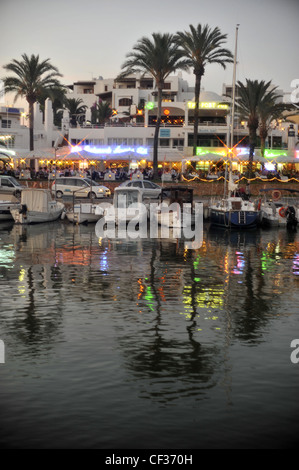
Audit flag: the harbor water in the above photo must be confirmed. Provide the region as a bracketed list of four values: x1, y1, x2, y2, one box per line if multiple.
[0, 221, 299, 449]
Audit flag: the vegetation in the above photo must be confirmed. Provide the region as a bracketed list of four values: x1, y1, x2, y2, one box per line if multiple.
[2, 53, 62, 150]
[63, 98, 87, 127]
[235, 79, 282, 170]
[118, 33, 189, 178]
[91, 100, 113, 125]
[175, 24, 233, 155]
[258, 100, 296, 157]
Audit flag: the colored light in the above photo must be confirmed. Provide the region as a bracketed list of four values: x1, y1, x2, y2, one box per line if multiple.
[145, 102, 155, 110]
[264, 149, 288, 158]
[188, 101, 229, 110]
[163, 109, 170, 116]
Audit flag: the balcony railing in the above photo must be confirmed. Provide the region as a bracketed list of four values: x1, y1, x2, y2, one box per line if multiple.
[77, 121, 228, 129]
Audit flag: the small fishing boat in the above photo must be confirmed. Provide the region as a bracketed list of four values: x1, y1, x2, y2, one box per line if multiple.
[154, 186, 195, 228]
[10, 189, 65, 225]
[66, 203, 103, 224]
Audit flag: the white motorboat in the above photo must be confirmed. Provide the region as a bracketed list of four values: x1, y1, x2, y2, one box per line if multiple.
[66, 203, 103, 224]
[97, 187, 148, 226]
[260, 201, 286, 227]
[259, 189, 299, 228]
[10, 189, 65, 224]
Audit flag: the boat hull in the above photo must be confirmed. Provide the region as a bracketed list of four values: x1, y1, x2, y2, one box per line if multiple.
[11, 207, 64, 225]
[0, 210, 13, 221]
[210, 209, 259, 228]
[66, 212, 102, 224]
[0, 202, 20, 221]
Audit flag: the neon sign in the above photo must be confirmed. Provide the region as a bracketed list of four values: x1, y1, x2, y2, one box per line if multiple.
[188, 102, 229, 110]
[70, 145, 149, 156]
[264, 150, 288, 158]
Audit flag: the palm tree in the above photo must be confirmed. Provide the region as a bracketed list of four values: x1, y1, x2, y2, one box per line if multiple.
[235, 79, 281, 169]
[175, 24, 233, 156]
[258, 100, 296, 157]
[38, 85, 67, 127]
[2, 54, 62, 150]
[91, 100, 113, 125]
[118, 33, 189, 178]
[63, 98, 87, 127]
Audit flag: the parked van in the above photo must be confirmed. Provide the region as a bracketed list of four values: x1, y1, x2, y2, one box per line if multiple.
[0, 175, 24, 197]
[52, 177, 111, 199]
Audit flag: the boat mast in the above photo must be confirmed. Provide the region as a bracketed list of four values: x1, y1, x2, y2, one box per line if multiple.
[230, 24, 239, 150]
[226, 24, 239, 197]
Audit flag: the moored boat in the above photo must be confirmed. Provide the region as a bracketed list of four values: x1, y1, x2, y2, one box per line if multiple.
[10, 189, 65, 225]
[66, 203, 103, 224]
[97, 187, 148, 226]
[259, 188, 299, 228]
[154, 186, 195, 228]
[209, 196, 260, 229]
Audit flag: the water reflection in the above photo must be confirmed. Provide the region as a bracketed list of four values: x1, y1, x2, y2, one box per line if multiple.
[0, 221, 299, 421]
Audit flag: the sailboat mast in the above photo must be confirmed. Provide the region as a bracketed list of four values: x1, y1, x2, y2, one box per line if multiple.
[230, 24, 239, 150]
[225, 24, 239, 198]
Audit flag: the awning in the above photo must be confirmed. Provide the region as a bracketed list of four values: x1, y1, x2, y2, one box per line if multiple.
[0, 153, 12, 164]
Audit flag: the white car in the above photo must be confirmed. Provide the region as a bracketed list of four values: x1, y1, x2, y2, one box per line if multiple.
[0, 175, 24, 197]
[119, 180, 161, 198]
[52, 177, 111, 199]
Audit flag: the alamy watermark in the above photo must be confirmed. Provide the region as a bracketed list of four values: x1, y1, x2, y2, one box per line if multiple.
[0, 340, 4, 364]
[0, 79, 4, 99]
[290, 79, 299, 109]
[95, 197, 203, 250]
[291, 339, 299, 364]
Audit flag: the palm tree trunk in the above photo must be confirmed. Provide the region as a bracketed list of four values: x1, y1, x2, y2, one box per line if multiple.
[248, 127, 257, 174]
[259, 124, 268, 158]
[193, 72, 202, 156]
[153, 86, 162, 179]
[28, 100, 34, 151]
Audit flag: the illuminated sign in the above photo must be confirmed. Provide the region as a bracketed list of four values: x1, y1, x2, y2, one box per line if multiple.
[188, 102, 229, 110]
[70, 145, 149, 157]
[265, 162, 276, 171]
[264, 149, 288, 158]
[195, 147, 250, 159]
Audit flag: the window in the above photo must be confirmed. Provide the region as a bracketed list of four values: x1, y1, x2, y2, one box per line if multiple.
[1, 179, 13, 187]
[173, 139, 184, 148]
[2, 120, 11, 129]
[119, 98, 132, 107]
[132, 182, 143, 188]
[163, 82, 171, 90]
[143, 182, 154, 188]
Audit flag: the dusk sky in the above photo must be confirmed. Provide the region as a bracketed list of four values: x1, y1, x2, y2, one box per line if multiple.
[1, 0, 299, 107]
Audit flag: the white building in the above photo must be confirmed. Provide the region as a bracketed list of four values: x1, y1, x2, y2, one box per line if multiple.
[1, 73, 298, 172]
[0, 99, 65, 168]
[63, 73, 297, 169]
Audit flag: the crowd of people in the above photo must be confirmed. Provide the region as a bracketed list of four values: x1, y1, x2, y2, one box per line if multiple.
[2, 162, 299, 182]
